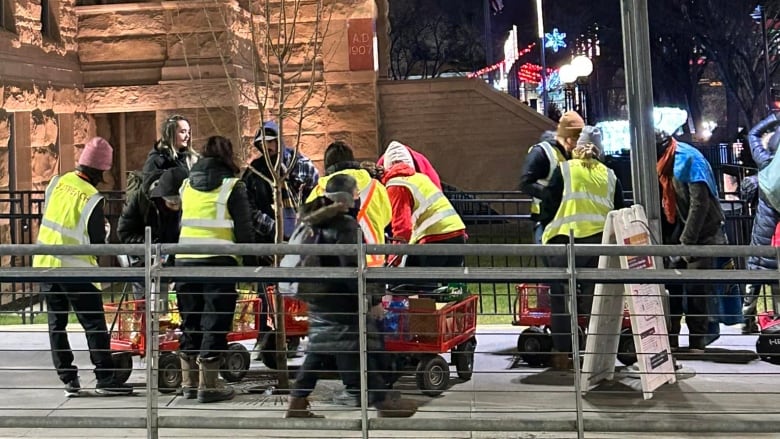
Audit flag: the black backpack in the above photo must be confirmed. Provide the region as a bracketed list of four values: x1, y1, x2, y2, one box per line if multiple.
[125, 169, 162, 219]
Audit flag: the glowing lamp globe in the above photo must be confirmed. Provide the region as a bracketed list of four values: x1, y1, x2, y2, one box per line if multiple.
[559, 64, 577, 84]
[571, 55, 593, 77]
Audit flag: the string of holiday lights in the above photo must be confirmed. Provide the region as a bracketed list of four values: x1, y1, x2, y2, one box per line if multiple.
[518, 62, 557, 83]
[467, 42, 536, 78]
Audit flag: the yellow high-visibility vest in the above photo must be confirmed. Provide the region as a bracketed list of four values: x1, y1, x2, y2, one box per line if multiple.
[307, 169, 391, 266]
[178, 177, 240, 262]
[529, 142, 566, 215]
[33, 172, 104, 268]
[385, 173, 465, 244]
[542, 159, 616, 244]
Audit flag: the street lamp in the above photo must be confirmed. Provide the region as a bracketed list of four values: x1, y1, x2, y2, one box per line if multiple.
[559, 55, 593, 121]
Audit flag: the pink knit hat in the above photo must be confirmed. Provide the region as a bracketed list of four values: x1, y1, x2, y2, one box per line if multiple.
[79, 137, 113, 171]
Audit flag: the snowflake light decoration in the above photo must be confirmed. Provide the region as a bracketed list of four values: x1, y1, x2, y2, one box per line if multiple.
[545, 28, 567, 53]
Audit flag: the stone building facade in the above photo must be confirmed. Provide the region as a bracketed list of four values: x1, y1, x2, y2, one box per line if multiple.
[1, 0, 388, 195]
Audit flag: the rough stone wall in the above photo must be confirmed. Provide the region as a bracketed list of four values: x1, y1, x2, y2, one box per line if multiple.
[4, 0, 79, 55]
[378, 78, 556, 192]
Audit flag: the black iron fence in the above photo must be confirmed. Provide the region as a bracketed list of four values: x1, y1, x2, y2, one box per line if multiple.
[0, 189, 757, 320]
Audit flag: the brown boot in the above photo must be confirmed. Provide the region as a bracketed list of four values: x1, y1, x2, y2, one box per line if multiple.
[550, 352, 573, 371]
[374, 396, 418, 418]
[179, 353, 198, 399]
[196, 356, 235, 403]
[285, 396, 324, 418]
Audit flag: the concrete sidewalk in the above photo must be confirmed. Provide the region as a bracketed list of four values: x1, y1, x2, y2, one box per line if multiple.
[0, 324, 778, 438]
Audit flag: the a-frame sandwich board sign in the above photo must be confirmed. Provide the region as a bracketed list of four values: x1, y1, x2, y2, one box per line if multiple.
[580, 204, 676, 400]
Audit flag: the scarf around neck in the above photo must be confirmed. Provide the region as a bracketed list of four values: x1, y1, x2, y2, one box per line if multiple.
[656, 138, 678, 224]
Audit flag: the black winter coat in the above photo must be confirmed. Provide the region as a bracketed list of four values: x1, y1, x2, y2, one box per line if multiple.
[142, 142, 196, 175]
[519, 134, 569, 224]
[748, 114, 780, 271]
[177, 157, 256, 267]
[295, 200, 382, 353]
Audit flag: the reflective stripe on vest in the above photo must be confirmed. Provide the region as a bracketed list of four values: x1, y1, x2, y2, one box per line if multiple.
[33, 172, 104, 269]
[178, 177, 239, 260]
[542, 160, 616, 244]
[357, 179, 385, 267]
[385, 173, 465, 244]
[309, 169, 391, 267]
[529, 142, 565, 215]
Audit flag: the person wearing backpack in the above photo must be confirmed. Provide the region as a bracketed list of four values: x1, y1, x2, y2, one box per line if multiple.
[744, 113, 780, 332]
[175, 136, 255, 403]
[285, 174, 418, 419]
[143, 114, 198, 174]
[117, 167, 188, 296]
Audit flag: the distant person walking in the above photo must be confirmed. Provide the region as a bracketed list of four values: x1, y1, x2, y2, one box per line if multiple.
[33, 137, 133, 397]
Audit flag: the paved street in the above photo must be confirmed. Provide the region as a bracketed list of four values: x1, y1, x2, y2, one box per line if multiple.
[0, 323, 777, 438]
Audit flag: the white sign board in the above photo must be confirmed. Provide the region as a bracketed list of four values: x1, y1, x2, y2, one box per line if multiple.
[503, 25, 518, 77]
[580, 205, 676, 399]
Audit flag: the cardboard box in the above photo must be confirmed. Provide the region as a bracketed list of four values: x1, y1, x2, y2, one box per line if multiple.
[408, 298, 453, 343]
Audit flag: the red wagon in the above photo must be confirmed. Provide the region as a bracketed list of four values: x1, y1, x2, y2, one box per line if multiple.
[512, 283, 636, 367]
[104, 296, 263, 391]
[383, 294, 478, 396]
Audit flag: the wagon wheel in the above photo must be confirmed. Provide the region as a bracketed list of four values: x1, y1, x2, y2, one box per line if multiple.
[517, 326, 552, 367]
[220, 343, 251, 382]
[617, 329, 637, 366]
[158, 352, 181, 393]
[415, 354, 450, 397]
[453, 337, 477, 381]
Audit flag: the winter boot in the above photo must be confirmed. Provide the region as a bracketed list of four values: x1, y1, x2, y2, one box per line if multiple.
[285, 396, 324, 418]
[742, 284, 759, 335]
[374, 395, 418, 418]
[179, 353, 199, 399]
[549, 352, 573, 371]
[196, 356, 235, 403]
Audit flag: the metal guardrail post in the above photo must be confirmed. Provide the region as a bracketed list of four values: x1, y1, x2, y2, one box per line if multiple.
[567, 234, 585, 439]
[144, 227, 159, 439]
[356, 229, 369, 439]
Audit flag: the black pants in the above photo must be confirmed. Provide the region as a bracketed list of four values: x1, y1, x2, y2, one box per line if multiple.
[176, 260, 238, 359]
[42, 283, 115, 385]
[668, 257, 714, 350]
[545, 233, 601, 353]
[291, 350, 387, 404]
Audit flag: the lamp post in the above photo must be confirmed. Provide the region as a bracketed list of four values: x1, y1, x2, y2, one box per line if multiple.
[752, 5, 772, 107]
[559, 55, 594, 122]
[536, 0, 548, 115]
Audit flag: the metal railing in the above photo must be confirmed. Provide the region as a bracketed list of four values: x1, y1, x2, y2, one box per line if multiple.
[0, 238, 779, 438]
[0, 189, 759, 322]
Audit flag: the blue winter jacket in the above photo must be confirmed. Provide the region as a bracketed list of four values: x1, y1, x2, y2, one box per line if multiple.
[748, 114, 780, 271]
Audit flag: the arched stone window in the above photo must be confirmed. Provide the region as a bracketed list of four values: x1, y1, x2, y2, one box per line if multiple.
[1, 0, 15, 33]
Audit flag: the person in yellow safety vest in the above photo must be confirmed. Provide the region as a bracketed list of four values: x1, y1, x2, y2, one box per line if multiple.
[306, 141, 392, 268]
[519, 111, 585, 244]
[174, 136, 255, 404]
[540, 126, 626, 370]
[381, 141, 467, 268]
[33, 137, 134, 397]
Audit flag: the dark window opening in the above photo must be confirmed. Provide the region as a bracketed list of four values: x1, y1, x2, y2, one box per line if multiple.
[41, 0, 60, 42]
[1, 0, 15, 33]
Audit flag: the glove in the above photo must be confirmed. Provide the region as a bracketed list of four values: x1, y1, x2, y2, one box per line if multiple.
[253, 211, 275, 236]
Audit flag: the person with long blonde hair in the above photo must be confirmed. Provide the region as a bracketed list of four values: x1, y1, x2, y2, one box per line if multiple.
[541, 125, 626, 370]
